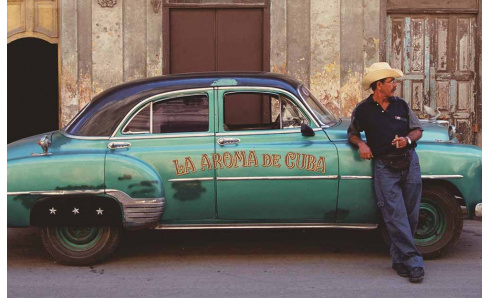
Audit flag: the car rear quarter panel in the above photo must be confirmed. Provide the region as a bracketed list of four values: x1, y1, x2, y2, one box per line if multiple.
[7, 132, 108, 227]
[7, 153, 106, 227]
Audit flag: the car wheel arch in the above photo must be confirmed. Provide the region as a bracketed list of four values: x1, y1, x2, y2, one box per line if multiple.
[30, 195, 124, 227]
[421, 179, 465, 208]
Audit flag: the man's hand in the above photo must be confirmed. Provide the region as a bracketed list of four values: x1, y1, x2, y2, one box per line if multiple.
[358, 142, 374, 160]
[391, 136, 407, 149]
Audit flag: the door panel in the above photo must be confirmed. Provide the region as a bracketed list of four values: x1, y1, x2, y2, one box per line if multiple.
[215, 88, 339, 221]
[107, 90, 217, 221]
[387, 14, 476, 144]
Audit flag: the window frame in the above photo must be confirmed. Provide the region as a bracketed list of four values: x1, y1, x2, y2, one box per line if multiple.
[217, 87, 317, 135]
[112, 88, 214, 139]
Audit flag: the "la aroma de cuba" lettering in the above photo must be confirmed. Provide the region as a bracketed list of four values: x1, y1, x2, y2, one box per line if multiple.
[173, 150, 326, 176]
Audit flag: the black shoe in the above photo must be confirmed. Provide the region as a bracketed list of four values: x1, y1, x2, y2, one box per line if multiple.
[392, 263, 409, 277]
[409, 267, 424, 283]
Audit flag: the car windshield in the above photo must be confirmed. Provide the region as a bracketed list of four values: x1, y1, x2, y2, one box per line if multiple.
[299, 85, 339, 126]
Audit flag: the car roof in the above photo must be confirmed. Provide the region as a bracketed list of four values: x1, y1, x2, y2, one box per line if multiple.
[64, 72, 303, 137]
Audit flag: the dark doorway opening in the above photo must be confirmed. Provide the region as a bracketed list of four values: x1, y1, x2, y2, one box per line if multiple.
[8, 38, 59, 144]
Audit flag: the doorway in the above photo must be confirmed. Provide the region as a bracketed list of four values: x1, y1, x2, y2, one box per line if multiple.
[165, 7, 269, 74]
[7, 38, 59, 144]
[387, 15, 477, 144]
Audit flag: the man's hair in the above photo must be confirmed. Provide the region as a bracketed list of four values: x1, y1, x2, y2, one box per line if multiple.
[370, 78, 387, 91]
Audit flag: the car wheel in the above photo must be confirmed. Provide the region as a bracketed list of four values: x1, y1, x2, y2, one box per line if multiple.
[414, 185, 463, 259]
[379, 184, 463, 260]
[40, 225, 122, 266]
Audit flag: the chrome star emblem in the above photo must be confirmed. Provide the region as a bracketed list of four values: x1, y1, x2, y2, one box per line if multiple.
[96, 208, 104, 216]
[72, 207, 80, 215]
[49, 207, 57, 215]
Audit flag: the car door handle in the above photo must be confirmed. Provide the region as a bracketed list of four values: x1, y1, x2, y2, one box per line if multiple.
[217, 138, 241, 146]
[108, 142, 132, 149]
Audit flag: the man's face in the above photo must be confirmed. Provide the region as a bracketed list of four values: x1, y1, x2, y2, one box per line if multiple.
[378, 77, 397, 97]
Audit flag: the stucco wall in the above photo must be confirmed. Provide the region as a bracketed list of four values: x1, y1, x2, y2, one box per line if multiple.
[59, 0, 163, 127]
[59, 0, 380, 126]
[271, 0, 380, 118]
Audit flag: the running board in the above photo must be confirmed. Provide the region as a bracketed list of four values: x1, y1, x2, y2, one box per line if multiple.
[154, 223, 378, 230]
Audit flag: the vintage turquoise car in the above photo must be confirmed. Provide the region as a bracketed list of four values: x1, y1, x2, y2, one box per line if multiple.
[7, 73, 482, 265]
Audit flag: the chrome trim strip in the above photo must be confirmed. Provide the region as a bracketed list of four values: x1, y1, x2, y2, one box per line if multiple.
[7, 189, 106, 196]
[120, 102, 151, 135]
[340, 175, 463, 180]
[150, 102, 154, 134]
[217, 129, 300, 136]
[217, 176, 338, 181]
[155, 223, 378, 230]
[168, 177, 214, 182]
[112, 133, 214, 140]
[341, 176, 373, 180]
[421, 175, 463, 179]
[111, 88, 214, 138]
[59, 130, 110, 140]
[218, 86, 320, 128]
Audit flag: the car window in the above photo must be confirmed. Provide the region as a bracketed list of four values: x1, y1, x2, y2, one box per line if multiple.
[123, 104, 151, 134]
[223, 92, 308, 131]
[123, 94, 209, 134]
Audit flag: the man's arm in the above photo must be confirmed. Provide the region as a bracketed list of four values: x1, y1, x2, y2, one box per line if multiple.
[347, 107, 373, 160]
[392, 101, 424, 148]
[407, 129, 422, 143]
[349, 134, 374, 160]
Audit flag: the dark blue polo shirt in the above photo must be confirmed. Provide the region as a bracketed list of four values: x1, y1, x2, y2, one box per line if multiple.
[347, 95, 423, 157]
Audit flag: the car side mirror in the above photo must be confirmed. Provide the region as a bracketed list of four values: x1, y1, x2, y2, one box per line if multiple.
[301, 123, 315, 137]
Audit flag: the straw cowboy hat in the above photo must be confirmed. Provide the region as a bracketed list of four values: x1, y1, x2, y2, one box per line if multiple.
[362, 62, 403, 91]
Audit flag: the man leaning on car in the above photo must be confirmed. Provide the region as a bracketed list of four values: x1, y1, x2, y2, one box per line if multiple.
[347, 62, 425, 283]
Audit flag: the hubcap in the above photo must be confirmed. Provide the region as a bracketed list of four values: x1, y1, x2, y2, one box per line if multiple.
[55, 227, 103, 251]
[415, 199, 446, 246]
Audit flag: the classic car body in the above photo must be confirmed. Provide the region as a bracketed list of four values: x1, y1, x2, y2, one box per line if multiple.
[7, 72, 482, 265]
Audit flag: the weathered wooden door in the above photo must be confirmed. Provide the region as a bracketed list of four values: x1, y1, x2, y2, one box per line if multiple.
[387, 15, 476, 144]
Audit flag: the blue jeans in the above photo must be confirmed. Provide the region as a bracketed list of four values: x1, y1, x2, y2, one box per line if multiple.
[374, 149, 424, 269]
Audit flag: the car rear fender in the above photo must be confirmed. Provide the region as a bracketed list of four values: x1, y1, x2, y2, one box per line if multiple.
[7, 153, 106, 227]
[104, 154, 165, 229]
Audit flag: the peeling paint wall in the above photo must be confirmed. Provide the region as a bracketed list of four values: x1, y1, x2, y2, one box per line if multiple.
[270, 0, 381, 118]
[60, 0, 380, 127]
[310, 0, 340, 117]
[59, 0, 163, 127]
[270, 0, 286, 74]
[59, 0, 78, 127]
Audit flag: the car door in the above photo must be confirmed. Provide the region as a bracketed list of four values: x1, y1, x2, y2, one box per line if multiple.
[215, 87, 339, 221]
[106, 88, 217, 221]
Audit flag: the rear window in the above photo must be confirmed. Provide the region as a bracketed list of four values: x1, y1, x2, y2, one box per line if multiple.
[123, 95, 209, 134]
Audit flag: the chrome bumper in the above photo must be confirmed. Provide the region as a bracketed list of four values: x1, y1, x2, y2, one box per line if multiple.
[106, 190, 165, 229]
[475, 203, 482, 218]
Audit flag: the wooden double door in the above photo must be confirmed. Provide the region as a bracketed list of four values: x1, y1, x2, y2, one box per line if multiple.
[167, 8, 268, 74]
[387, 14, 477, 144]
